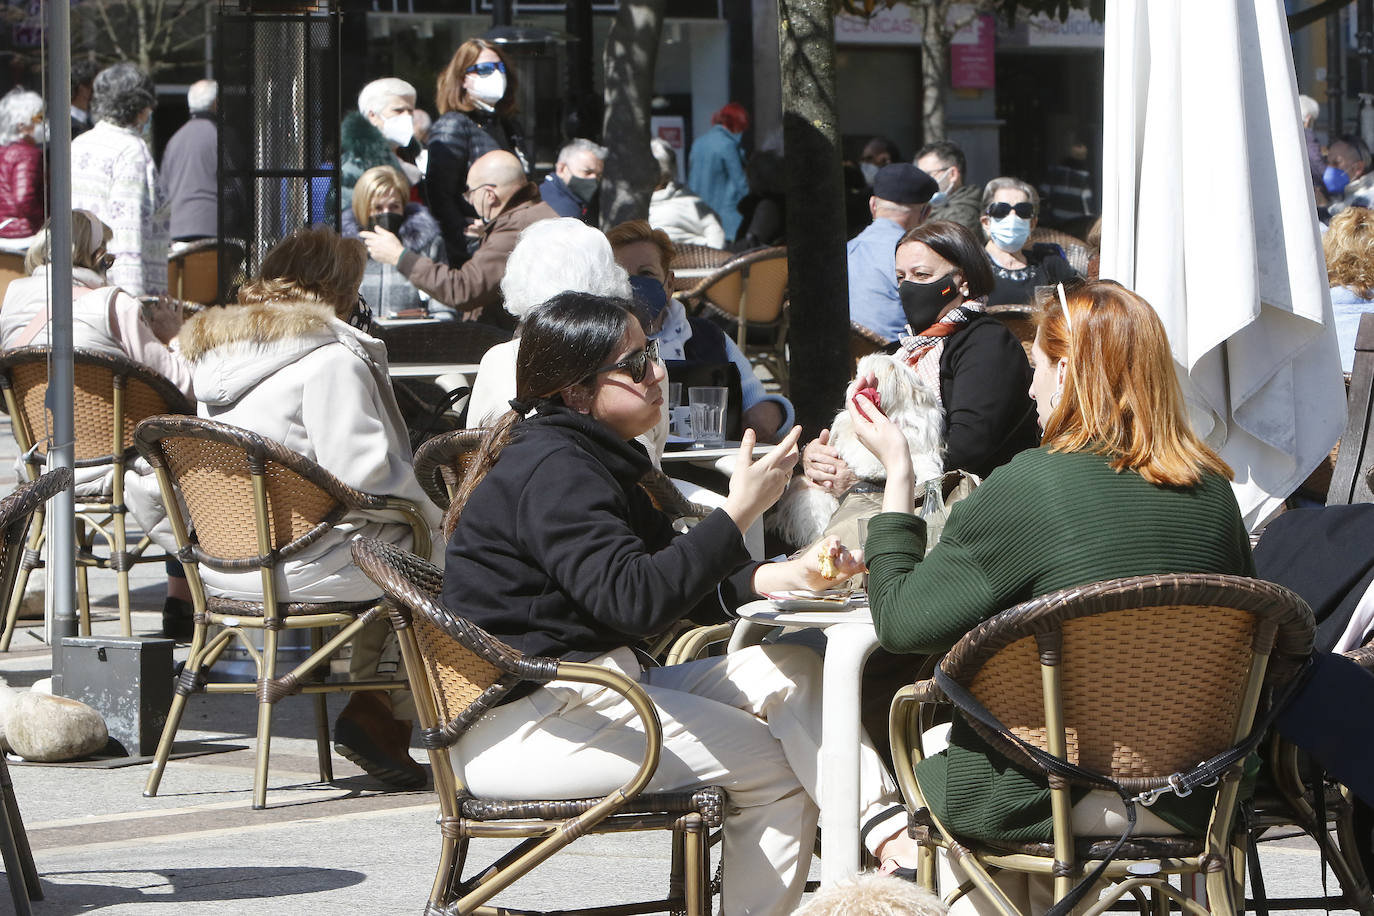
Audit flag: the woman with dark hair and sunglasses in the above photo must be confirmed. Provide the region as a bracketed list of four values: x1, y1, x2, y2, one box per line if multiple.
[805, 219, 1039, 493]
[177, 225, 442, 789]
[979, 176, 1077, 306]
[427, 39, 527, 265]
[442, 292, 922, 915]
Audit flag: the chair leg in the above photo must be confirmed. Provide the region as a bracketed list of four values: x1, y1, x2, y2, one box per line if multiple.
[682, 813, 708, 916]
[73, 519, 92, 636]
[430, 828, 464, 913]
[110, 507, 132, 638]
[252, 625, 282, 810]
[144, 623, 230, 798]
[0, 755, 39, 915]
[0, 509, 43, 653]
[310, 627, 333, 784]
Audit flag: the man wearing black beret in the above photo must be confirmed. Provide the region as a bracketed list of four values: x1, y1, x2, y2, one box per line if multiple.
[847, 163, 938, 343]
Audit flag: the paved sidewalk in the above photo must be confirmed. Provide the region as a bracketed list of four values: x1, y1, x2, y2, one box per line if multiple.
[0, 416, 1356, 914]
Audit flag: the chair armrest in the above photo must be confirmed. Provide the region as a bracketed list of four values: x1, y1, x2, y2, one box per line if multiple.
[664, 622, 734, 666]
[1344, 642, 1374, 671]
[553, 659, 664, 806]
[376, 495, 434, 560]
[888, 679, 947, 813]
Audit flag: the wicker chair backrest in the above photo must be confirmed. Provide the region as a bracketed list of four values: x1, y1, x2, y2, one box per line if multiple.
[700, 247, 788, 326]
[134, 416, 382, 567]
[351, 536, 530, 747]
[0, 347, 193, 466]
[412, 428, 487, 511]
[942, 574, 1314, 785]
[0, 466, 69, 605]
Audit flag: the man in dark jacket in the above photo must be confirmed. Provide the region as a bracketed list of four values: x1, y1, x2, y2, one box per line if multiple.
[540, 138, 604, 224]
[160, 80, 220, 242]
[916, 140, 982, 236]
[361, 149, 555, 327]
[71, 60, 98, 138]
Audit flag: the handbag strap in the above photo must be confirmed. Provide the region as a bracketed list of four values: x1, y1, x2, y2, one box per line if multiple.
[932, 655, 1311, 916]
[13, 284, 113, 349]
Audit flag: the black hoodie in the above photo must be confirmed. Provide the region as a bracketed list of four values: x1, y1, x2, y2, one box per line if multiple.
[442, 406, 757, 666]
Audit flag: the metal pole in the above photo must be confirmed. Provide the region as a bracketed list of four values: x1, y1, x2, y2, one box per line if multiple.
[1360, 0, 1374, 150]
[45, 0, 78, 660]
[1330, 7, 1346, 139]
[492, 0, 512, 28]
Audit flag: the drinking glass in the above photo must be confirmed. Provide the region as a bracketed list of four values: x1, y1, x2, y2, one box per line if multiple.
[688, 386, 728, 448]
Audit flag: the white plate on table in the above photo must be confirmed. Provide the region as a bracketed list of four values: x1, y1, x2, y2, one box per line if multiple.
[762, 589, 864, 611]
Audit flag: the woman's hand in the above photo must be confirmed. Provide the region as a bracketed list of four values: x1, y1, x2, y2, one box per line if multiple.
[802, 429, 858, 494]
[360, 227, 404, 266]
[724, 426, 801, 535]
[142, 295, 184, 344]
[846, 376, 918, 515]
[753, 535, 865, 595]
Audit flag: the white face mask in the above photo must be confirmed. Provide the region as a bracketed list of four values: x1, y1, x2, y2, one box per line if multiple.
[29, 121, 46, 144]
[468, 71, 507, 106]
[380, 112, 414, 148]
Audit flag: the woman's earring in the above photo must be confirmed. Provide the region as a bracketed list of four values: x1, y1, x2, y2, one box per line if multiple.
[1049, 389, 1062, 410]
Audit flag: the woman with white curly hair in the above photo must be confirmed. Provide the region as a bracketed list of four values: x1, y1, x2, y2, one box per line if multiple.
[71, 62, 169, 296]
[0, 88, 45, 239]
[464, 217, 632, 429]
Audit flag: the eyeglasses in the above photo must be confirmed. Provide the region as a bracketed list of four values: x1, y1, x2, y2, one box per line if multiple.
[465, 61, 507, 78]
[462, 183, 496, 202]
[96, 251, 116, 271]
[596, 339, 659, 384]
[985, 201, 1036, 220]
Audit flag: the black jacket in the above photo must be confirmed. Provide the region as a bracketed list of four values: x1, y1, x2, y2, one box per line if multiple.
[442, 407, 756, 665]
[937, 313, 1040, 478]
[426, 108, 525, 264]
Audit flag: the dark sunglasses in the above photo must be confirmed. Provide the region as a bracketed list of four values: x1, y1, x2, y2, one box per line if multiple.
[985, 201, 1036, 220]
[96, 252, 116, 271]
[596, 339, 659, 384]
[465, 61, 507, 78]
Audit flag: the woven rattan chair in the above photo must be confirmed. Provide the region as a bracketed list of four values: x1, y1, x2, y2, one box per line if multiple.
[0, 347, 194, 642]
[682, 246, 790, 392]
[134, 415, 433, 809]
[412, 428, 487, 511]
[850, 321, 889, 372]
[986, 302, 1041, 362]
[0, 468, 67, 915]
[889, 573, 1315, 916]
[350, 535, 725, 915]
[668, 243, 734, 293]
[1028, 227, 1092, 277]
[0, 468, 72, 652]
[167, 238, 245, 305]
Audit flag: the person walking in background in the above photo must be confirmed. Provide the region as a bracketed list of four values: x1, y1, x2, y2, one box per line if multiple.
[916, 140, 982, 236]
[427, 38, 527, 265]
[71, 62, 168, 297]
[340, 78, 420, 212]
[160, 80, 220, 244]
[0, 89, 46, 239]
[70, 60, 99, 139]
[540, 138, 605, 225]
[647, 138, 725, 249]
[689, 102, 751, 241]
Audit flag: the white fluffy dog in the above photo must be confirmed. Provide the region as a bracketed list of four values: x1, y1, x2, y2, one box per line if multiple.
[770, 354, 944, 547]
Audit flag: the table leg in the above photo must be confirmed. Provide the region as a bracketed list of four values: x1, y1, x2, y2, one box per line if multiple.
[819, 622, 881, 886]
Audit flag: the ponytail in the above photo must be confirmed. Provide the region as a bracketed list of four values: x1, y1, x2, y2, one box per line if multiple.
[443, 407, 523, 538]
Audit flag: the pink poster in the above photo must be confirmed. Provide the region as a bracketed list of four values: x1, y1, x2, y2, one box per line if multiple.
[951, 15, 996, 90]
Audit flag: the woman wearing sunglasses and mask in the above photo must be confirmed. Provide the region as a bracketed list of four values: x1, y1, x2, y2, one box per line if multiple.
[979, 176, 1077, 306]
[805, 219, 1038, 493]
[427, 39, 528, 266]
[443, 292, 923, 916]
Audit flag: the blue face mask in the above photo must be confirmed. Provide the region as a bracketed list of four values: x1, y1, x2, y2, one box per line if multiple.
[987, 214, 1032, 253]
[1325, 164, 1352, 195]
[628, 274, 670, 325]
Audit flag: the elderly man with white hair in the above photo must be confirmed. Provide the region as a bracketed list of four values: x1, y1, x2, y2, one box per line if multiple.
[341, 77, 420, 209]
[160, 79, 221, 242]
[540, 137, 605, 224]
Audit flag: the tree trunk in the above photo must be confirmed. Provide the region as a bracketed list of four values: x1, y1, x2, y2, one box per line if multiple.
[919, 1, 950, 143]
[779, 0, 851, 437]
[600, 0, 666, 228]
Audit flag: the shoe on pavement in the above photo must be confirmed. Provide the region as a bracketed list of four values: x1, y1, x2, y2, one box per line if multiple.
[333, 691, 427, 790]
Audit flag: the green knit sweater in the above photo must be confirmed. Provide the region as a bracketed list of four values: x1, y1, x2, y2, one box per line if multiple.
[866, 447, 1255, 842]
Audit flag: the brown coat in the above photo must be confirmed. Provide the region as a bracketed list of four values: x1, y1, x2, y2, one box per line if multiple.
[396, 181, 556, 319]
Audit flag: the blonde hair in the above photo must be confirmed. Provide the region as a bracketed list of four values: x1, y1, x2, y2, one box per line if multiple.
[351, 165, 410, 231]
[25, 210, 110, 274]
[1325, 207, 1374, 298]
[1037, 280, 1232, 487]
[237, 226, 366, 320]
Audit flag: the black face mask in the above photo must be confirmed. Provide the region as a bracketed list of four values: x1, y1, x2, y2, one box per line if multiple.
[567, 175, 600, 205]
[898, 272, 962, 332]
[372, 211, 405, 234]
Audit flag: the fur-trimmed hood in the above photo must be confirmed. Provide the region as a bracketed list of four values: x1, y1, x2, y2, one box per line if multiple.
[181, 300, 389, 408]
